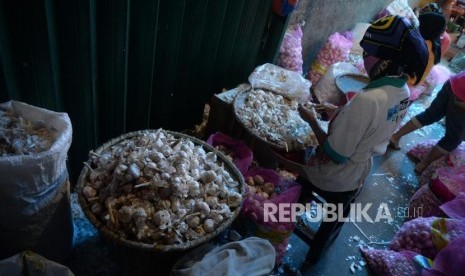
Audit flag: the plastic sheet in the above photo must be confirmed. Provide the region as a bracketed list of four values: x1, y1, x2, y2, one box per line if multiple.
[248, 63, 311, 103]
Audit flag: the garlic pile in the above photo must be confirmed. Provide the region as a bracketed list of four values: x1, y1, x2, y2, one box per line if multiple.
[0, 110, 57, 156]
[236, 89, 317, 150]
[81, 129, 243, 245]
[246, 175, 277, 200]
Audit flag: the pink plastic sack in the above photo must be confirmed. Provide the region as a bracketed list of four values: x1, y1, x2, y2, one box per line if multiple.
[440, 192, 465, 220]
[389, 217, 465, 259]
[308, 32, 353, 86]
[407, 185, 446, 220]
[239, 167, 301, 265]
[407, 140, 465, 186]
[408, 83, 428, 102]
[206, 132, 253, 175]
[430, 165, 465, 202]
[406, 139, 439, 162]
[423, 65, 452, 95]
[360, 248, 424, 276]
[276, 25, 303, 74]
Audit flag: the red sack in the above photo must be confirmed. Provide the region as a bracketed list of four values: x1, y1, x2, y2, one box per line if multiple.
[430, 165, 465, 202]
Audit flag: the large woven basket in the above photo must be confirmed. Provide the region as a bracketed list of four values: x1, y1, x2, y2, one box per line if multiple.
[76, 129, 245, 252]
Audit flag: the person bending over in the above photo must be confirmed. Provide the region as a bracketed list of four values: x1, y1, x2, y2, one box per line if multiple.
[390, 70, 465, 173]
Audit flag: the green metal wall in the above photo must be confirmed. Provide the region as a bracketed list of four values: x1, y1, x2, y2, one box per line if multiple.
[0, 0, 287, 181]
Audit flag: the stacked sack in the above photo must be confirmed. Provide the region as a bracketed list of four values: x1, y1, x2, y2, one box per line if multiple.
[276, 25, 304, 75]
[237, 167, 301, 265]
[307, 32, 353, 86]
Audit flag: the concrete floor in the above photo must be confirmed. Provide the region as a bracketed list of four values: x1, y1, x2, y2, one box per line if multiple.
[275, 81, 447, 276]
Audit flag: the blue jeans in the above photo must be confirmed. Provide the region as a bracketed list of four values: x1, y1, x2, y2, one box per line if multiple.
[415, 81, 465, 152]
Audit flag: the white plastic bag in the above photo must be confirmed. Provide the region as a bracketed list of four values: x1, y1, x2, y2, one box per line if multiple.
[386, 0, 420, 28]
[313, 62, 361, 105]
[0, 101, 73, 262]
[248, 63, 311, 103]
[350, 23, 371, 55]
[171, 237, 275, 276]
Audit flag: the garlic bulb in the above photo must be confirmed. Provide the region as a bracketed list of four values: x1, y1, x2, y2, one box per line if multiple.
[203, 219, 215, 233]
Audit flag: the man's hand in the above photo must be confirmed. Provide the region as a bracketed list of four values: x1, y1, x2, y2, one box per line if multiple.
[298, 103, 319, 123]
[314, 102, 338, 118]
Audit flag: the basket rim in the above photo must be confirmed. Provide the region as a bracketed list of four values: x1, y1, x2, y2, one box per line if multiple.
[76, 129, 245, 252]
[233, 88, 302, 152]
